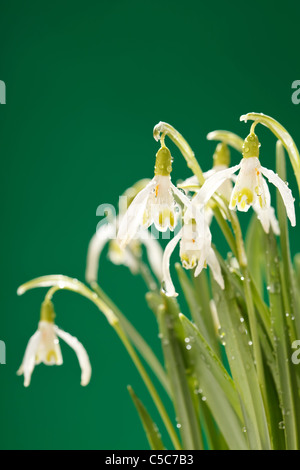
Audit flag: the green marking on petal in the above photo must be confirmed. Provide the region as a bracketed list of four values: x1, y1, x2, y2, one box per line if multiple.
[46, 350, 58, 363]
[232, 188, 254, 208]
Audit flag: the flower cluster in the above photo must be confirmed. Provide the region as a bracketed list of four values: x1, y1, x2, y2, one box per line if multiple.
[17, 113, 297, 391]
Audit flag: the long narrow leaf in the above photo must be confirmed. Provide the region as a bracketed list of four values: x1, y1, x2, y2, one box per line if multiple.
[157, 298, 204, 450]
[212, 275, 271, 450]
[179, 313, 248, 450]
[128, 386, 166, 450]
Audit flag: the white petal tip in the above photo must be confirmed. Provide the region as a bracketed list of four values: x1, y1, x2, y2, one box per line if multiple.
[85, 274, 96, 285]
[81, 380, 90, 387]
[17, 286, 25, 296]
[163, 289, 179, 298]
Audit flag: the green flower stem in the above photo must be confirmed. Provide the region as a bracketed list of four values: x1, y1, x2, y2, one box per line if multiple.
[114, 320, 182, 450]
[18, 276, 181, 450]
[207, 130, 244, 153]
[90, 281, 171, 397]
[137, 260, 159, 292]
[212, 206, 238, 258]
[153, 122, 205, 185]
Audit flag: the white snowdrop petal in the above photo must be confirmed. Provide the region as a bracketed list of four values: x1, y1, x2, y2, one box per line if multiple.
[207, 249, 225, 289]
[86, 222, 116, 284]
[117, 179, 157, 246]
[193, 164, 241, 206]
[260, 166, 296, 226]
[139, 230, 164, 281]
[194, 250, 207, 278]
[171, 184, 193, 207]
[17, 330, 41, 387]
[269, 208, 281, 236]
[178, 175, 200, 192]
[162, 230, 182, 297]
[253, 204, 271, 234]
[114, 247, 139, 274]
[55, 327, 92, 386]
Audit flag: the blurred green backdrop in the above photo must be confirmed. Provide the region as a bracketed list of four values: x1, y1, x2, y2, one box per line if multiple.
[0, 0, 300, 450]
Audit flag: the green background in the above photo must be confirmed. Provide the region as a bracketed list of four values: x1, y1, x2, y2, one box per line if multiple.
[0, 0, 300, 450]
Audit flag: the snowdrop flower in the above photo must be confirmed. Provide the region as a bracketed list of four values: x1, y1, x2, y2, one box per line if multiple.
[117, 146, 191, 247]
[86, 214, 164, 283]
[162, 206, 224, 297]
[192, 133, 296, 228]
[17, 300, 91, 387]
[180, 141, 280, 234]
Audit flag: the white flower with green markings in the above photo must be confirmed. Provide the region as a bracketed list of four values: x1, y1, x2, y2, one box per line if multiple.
[117, 146, 190, 247]
[162, 205, 224, 297]
[17, 300, 91, 387]
[192, 132, 296, 228]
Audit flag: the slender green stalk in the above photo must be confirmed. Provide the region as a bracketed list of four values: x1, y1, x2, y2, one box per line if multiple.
[153, 121, 205, 185]
[276, 141, 300, 341]
[91, 281, 171, 397]
[115, 321, 181, 450]
[206, 130, 244, 153]
[18, 276, 181, 450]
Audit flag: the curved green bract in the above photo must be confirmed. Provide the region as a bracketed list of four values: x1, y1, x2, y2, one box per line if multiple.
[153, 121, 205, 184]
[240, 113, 300, 196]
[207, 130, 244, 153]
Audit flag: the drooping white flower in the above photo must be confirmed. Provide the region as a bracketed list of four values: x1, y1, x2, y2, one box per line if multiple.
[117, 146, 191, 247]
[162, 206, 224, 297]
[86, 214, 164, 284]
[180, 141, 281, 235]
[192, 133, 296, 228]
[17, 303, 91, 387]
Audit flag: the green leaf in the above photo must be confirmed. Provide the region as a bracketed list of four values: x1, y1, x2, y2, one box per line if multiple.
[157, 297, 204, 450]
[266, 229, 300, 450]
[179, 314, 248, 450]
[175, 264, 220, 357]
[128, 386, 166, 450]
[276, 142, 300, 341]
[212, 275, 271, 450]
[92, 283, 171, 397]
[245, 214, 266, 295]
